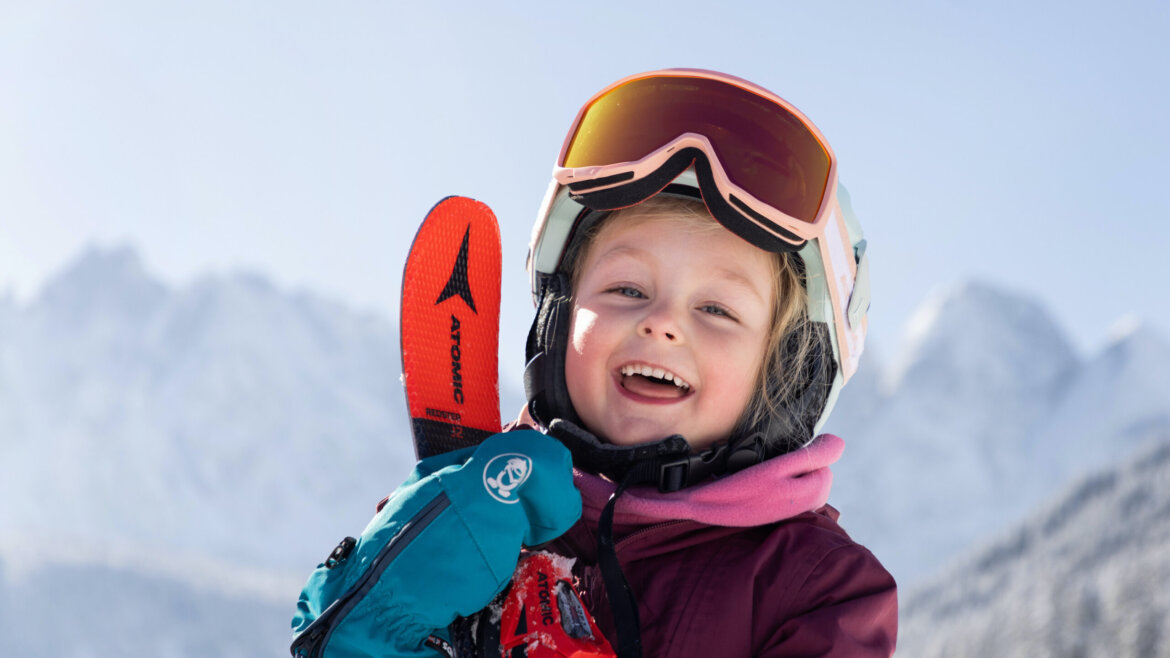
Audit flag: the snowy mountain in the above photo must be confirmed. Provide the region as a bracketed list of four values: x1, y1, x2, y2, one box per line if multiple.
[3, 246, 1168, 654]
[897, 435, 1170, 657]
[1027, 318, 1170, 489]
[0, 534, 291, 658]
[824, 281, 1170, 586]
[0, 246, 427, 654]
[0, 246, 417, 574]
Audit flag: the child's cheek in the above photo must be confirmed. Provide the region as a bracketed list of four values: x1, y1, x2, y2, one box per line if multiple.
[569, 307, 600, 353]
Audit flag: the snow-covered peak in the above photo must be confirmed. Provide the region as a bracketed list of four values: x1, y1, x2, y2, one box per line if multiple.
[32, 243, 167, 325]
[1066, 315, 1170, 417]
[882, 281, 1076, 399]
[829, 282, 1085, 583]
[1100, 315, 1170, 362]
[1106, 312, 1143, 343]
[0, 244, 411, 572]
[1030, 314, 1170, 482]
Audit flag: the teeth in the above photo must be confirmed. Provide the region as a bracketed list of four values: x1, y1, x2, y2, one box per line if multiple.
[620, 364, 691, 391]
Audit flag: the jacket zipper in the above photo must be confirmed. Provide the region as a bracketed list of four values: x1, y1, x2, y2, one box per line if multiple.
[291, 492, 451, 657]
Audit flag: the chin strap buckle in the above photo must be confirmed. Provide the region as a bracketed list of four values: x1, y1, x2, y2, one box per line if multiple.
[656, 444, 724, 493]
[656, 434, 766, 493]
[658, 459, 691, 493]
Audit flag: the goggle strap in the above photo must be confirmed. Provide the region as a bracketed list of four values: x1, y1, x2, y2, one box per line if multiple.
[819, 202, 862, 381]
[569, 150, 807, 254]
[569, 148, 699, 210]
[565, 170, 636, 193]
[848, 241, 870, 331]
[692, 158, 804, 252]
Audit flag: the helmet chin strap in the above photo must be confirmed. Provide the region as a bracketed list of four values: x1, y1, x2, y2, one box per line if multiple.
[546, 419, 767, 493]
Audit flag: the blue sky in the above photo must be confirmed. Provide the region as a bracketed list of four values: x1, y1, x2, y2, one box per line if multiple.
[2, 0, 1167, 383]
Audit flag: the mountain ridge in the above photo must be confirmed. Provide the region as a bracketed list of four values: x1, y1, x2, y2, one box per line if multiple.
[826, 278, 1170, 584]
[4, 243, 1168, 654]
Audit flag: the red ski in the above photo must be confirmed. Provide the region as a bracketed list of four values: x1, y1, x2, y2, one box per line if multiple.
[400, 196, 502, 459]
[401, 197, 614, 658]
[499, 552, 617, 658]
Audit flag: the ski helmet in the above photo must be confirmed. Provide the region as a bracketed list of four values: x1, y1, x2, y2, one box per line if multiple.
[523, 69, 870, 488]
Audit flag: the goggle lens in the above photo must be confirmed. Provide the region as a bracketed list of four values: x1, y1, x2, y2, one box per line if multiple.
[561, 75, 832, 224]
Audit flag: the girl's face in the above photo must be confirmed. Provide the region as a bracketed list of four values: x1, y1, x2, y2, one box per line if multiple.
[565, 212, 774, 450]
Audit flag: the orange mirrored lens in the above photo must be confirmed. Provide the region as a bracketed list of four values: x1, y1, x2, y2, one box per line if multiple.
[562, 76, 831, 223]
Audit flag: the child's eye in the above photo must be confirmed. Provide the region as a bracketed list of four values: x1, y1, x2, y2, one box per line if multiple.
[605, 286, 645, 299]
[699, 303, 736, 320]
[699, 302, 744, 322]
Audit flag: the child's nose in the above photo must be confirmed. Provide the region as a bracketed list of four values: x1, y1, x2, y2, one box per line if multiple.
[637, 306, 682, 342]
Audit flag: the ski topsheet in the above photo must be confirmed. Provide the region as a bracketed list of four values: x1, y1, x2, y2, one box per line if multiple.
[401, 196, 503, 459]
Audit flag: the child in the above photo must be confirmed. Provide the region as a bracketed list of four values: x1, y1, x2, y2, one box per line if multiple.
[291, 69, 896, 658]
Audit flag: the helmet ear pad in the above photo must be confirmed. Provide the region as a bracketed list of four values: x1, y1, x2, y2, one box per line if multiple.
[524, 272, 581, 429]
[745, 244, 837, 453]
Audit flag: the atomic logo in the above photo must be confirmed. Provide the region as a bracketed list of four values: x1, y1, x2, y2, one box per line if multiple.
[436, 224, 477, 313]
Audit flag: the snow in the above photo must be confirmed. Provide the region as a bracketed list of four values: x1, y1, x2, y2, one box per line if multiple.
[0, 536, 294, 658]
[897, 437, 1170, 657]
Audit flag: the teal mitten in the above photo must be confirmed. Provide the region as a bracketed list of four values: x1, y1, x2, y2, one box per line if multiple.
[290, 430, 580, 657]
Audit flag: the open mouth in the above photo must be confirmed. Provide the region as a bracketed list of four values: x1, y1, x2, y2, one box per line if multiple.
[619, 364, 692, 399]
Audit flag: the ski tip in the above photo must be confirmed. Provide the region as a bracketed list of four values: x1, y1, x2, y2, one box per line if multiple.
[427, 195, 496, 218]
[401, 193, 503, 459]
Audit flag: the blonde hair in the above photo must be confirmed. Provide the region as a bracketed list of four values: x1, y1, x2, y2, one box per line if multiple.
[565, 196, 823, 453]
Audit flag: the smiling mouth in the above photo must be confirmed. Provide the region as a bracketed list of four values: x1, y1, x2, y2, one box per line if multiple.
[619, 364, 692, 399]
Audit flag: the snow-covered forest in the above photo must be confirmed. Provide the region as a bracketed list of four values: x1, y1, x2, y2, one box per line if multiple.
[898, 438, 1170, 656]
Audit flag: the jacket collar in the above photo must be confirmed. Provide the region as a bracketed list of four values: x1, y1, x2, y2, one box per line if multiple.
[574, 433, 843, 528]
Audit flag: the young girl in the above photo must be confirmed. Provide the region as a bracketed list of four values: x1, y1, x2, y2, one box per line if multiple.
[291, 69, 896, 658]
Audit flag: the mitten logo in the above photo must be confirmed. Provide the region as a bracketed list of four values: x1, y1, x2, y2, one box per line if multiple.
[484, 453, 532, 504]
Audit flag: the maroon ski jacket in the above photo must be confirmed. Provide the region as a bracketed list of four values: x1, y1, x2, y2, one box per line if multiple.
[542, 433, 898, 657]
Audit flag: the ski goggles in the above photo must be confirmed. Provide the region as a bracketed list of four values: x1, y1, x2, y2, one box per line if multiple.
[553, 68, 839, 251]
[532, 69, 867, 382]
